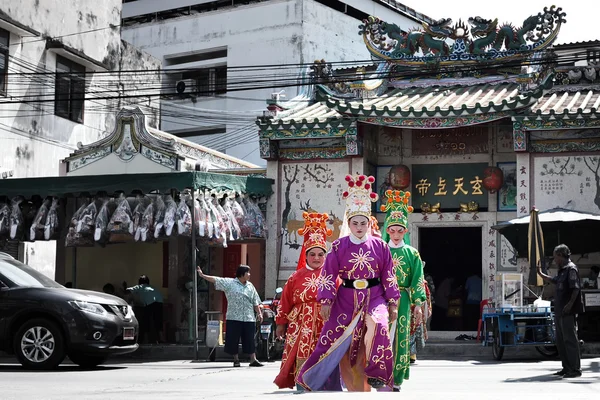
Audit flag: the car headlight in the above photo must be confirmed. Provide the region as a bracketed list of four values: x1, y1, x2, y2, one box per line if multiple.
[68, 300, 108, 316]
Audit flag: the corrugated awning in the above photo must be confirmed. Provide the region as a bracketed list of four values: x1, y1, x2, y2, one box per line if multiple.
[0, 171, 273, 198]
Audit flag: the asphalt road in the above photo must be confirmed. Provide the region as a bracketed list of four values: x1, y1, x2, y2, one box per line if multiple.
[0, 357, 599, 399]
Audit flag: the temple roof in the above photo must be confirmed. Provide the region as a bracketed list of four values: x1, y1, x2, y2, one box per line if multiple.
[258, 80, 550, 132]
[325, 82, 546, 118]
[530, 90, 600, 118]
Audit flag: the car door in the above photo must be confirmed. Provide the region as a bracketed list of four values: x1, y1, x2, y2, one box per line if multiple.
[0, 276, 14, 350]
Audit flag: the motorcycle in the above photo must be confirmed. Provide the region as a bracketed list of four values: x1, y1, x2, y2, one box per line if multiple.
[256, 287, 285, 361]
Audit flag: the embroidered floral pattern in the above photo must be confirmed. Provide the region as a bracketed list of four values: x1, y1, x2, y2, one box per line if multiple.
[348, 248, 375, 275]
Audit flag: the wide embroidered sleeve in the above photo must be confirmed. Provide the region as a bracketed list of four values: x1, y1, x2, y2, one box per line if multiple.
[317, 239, 341, 306]
[275, 273, 296, 325]
[381, 241, 400, 306]
[409, 247, 427, 306]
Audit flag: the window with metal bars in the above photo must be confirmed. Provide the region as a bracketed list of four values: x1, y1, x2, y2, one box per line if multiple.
[0, 29, 9, 96]
[54, 55, 85, 123]
[182, 65, 227, 97]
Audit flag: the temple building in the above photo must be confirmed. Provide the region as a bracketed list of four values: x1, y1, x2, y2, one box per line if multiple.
[258, 6, 600, 331]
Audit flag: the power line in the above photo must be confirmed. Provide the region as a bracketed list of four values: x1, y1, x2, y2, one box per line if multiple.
[9, 24, 121, 47]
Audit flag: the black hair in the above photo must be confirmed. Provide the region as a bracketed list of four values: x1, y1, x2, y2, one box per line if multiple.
[305, 246, 326, 255]
[591, 266, 600, 273]
[138, 275, 150, 285]
[103, 283, 115, 294]
[236, 264, 251, 278]
[553, 244, 571, 259]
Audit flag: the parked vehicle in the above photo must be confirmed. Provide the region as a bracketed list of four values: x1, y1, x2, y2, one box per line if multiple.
[0, 252, 139, 370]
[256, 287, 284, 361]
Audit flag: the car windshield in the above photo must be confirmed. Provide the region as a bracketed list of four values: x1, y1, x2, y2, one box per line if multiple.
[0, 258, 63, 288]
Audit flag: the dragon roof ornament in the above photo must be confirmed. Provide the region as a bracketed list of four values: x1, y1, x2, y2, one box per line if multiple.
[359, 6, 566, 65]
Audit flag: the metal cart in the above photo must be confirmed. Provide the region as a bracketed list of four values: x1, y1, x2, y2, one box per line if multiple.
[482, 306, 557, 360]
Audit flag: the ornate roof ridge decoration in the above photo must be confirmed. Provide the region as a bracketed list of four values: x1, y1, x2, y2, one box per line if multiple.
[554, 63, 600, 86]
[310, 60, 390, 98]
[66, 107, 257, 171]
[71, 107, 176, 156]
[359, 6, 566, 66]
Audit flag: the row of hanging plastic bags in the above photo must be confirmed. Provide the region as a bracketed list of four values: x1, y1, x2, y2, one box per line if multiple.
[0, 197, 60, 242]
[0, 192, 267, 248]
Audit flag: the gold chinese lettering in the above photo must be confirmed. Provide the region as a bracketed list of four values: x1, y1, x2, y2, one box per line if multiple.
[453, 177, 468, 195]
[470, 176, 483, 195]
[434, 177, 447, 196]
[415, 179, 431, 196]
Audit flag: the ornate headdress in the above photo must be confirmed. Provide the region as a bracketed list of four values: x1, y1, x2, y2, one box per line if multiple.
[380, 189, 413, 244]
[342, 174, 378, 220]
[296, 212, 332, 270]
[370, 216, 382, 238]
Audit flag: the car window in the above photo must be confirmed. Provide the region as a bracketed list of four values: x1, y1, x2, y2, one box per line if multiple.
[0, 258, 63, 288]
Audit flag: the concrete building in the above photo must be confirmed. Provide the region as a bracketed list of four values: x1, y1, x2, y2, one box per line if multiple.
[120, 0, 433, 167]
[0, 0, 161, 277]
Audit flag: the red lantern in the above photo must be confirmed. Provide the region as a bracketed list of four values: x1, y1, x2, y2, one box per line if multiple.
[389, 164, 410, 190]
[482, 166, 504, 193]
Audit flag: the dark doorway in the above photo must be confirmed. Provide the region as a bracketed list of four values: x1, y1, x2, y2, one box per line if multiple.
[419, 227, 482, 331]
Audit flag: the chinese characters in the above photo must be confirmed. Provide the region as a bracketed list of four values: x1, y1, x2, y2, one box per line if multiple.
[415, 176, 484, 196]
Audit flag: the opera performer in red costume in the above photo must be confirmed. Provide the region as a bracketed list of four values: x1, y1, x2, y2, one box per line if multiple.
[274, 212, 342, 390]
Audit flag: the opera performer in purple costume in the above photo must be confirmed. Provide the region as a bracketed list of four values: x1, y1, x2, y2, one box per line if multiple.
[296, 174, 400, 392]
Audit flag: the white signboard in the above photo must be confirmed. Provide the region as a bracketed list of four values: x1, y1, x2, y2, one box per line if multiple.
[584, 292, 600, 307]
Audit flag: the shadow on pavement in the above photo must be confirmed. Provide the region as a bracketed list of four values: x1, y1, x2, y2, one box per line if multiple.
[0, 364, 127, 372]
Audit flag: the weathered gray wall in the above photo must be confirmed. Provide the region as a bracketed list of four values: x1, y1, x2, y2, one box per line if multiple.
[0, 1, 161, 277]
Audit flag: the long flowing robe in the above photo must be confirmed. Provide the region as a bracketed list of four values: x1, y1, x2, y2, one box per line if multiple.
[389, 242, 426, 387]
[296, 235, 400, 392]
[274, 265, 339, 389]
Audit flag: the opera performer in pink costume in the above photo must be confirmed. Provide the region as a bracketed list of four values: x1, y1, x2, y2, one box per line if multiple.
[296, 174, 400, 392]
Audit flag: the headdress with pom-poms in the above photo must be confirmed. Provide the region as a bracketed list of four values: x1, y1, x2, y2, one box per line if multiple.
[342, 174, 378, 221]
[370, 216, 382, 238]
[295, 212, 332, 271]
[380, 189, 414, 245]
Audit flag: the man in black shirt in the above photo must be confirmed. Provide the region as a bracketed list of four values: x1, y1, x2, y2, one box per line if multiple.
[537, 244, 583, 378]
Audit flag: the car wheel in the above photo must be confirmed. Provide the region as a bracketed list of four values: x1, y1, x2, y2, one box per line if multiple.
[68, 353, 108, 368]
[14, 318, 66, 370]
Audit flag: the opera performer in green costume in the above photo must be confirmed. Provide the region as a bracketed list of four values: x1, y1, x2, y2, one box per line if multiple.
[380, 190, 426, 392]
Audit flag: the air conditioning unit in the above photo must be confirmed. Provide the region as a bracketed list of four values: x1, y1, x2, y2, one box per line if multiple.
[176, 79, 197, 94]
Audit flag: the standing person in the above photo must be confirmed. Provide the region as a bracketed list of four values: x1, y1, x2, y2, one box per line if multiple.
[464, 273, 482, 330]
[433, 276, 453, 330]
[380, 189, 426, 391]
[537, 244, 583, 378]
[274, 212, 338, 390]
[124, 275, 164, 344]
[424, 274, 435, 332]
[197, 264, 264, 367]
[296, 174, 400, 392]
